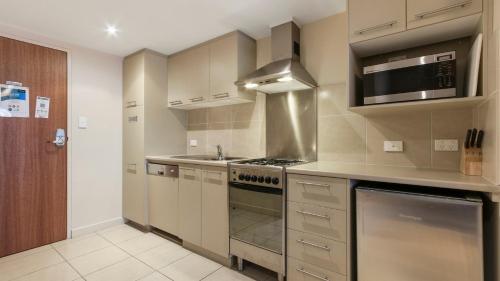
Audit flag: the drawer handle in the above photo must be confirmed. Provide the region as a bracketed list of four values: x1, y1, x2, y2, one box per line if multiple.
[128, 116, 138, 122]
[355, 20, 398, 35]
[126, 101, 137, 108]
[205, 170, 222, 175]
[296, 210, 330, 220]
[415, 1, 472, 19]
[180, 167, 196, 171]
[170, 100, 183, 105]
[296, 268, 329, 281]
[296, 239, 330, 251]
[296, 181, 330, 188]
[189, 97, 204, 102]
[213, 93, 229, 99]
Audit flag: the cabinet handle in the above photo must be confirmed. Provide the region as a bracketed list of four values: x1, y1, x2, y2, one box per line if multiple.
[205, 170, 222, 175]
[213, 93, 229, 99]
[189, 97, 204, 102]
[128, 116, 138, 122]
[296, 268, 329, 281]
[127, 163, 137, 172]
[296, 210, 330, 220]
[415, 1, 472, 19]
[170, 100, 183, 106]
[296, 181, 330, 188]
[355, 20, 398, 35]
[126, 101, 137, 108]
[296, 239, 330, 251]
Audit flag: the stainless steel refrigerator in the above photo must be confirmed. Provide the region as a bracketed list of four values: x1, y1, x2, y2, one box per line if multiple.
[356, 187, 483, 281]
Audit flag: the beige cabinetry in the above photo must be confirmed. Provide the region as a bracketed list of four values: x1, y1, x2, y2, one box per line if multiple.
[287, 174, 349, 281]
[179, 165, 203, 246]
[407, 0, 482, 29]
[201, 167, 229, 257]
[167, 31, 256, 109]
[178, 164, 229, 258]
[148, 166, 179, 236]
[122, 50, 187, 227]
[349, 0, 406, 43]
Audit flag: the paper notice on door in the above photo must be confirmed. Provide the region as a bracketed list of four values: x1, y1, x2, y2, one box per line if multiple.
[0, 84, 29, 118]
[35, 96, 50, 118]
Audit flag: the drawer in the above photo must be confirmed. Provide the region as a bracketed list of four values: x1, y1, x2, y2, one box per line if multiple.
[288, 174, 347, 210]
[288, 202, 347, 242]
[287, 229, 347, 275]
[287, 256, 346, 281]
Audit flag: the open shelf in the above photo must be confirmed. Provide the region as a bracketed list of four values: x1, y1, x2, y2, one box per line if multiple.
[349, 96, 486, 116]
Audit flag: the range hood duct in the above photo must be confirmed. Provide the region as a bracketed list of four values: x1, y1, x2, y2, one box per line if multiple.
[235, 21, 317, 94]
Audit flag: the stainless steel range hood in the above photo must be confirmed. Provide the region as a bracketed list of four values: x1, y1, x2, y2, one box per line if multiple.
[235, 22, 317, 94]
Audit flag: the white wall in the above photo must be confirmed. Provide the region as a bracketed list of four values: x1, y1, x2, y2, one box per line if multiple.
[0, 24, 123, 236]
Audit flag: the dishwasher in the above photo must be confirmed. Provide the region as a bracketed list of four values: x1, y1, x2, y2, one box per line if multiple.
[356, 185, 483, 281]
[147, 163, 179, 236]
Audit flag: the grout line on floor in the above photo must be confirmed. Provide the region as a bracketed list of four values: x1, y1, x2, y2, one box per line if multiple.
[51, 246, 87, 280]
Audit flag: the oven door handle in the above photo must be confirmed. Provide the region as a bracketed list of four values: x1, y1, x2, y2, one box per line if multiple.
[229, 182, 283, 195]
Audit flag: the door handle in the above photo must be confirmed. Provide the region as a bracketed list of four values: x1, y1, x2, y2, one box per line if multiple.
[52, 128, 66, 147]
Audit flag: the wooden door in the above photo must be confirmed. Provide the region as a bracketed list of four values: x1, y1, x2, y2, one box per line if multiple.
[0, 37, 68, 257]
[348, 0, 406, 43]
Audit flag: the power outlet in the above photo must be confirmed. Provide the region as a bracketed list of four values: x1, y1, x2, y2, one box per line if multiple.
[384, 141, 404, 152]
[189, 139, 198, 147]
[434, 139, 459, 151]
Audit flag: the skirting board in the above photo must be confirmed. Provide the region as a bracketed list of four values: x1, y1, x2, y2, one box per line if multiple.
[71, 217, 124, 238]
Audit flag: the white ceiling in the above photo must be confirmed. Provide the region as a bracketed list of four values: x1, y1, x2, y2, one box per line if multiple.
[0, 0, 346, 57]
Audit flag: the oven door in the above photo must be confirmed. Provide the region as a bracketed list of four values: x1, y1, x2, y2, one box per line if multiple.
[229, 182, 283, 254]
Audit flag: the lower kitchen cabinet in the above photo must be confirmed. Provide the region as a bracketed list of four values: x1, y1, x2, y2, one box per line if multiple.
[148, 166, 179, 236]
[288, 256, 346, 281]
[201, 167, 229, 257]
[179, 165, 203, 246]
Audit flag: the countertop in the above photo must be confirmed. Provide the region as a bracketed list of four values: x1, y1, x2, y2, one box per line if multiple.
[145, 155, 239, 167]
[287, 161, 500, 195]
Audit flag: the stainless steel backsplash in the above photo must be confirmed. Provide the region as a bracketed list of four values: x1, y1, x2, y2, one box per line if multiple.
[265, 89, 317, 161]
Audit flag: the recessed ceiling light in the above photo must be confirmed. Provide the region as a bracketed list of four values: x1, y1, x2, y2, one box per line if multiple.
[105, 24, 119, 37]
[244, 83, 258, 89]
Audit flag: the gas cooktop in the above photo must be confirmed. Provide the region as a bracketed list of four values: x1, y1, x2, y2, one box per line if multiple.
[234, 158, 306, 167]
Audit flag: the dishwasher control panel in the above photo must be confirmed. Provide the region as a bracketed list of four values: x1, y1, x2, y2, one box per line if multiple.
[147, 163, 178, 177]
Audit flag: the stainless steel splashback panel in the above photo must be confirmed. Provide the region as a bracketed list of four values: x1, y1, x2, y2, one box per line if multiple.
[266, 89, 317, 161]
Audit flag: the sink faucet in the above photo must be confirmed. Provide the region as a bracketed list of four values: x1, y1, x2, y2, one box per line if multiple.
[216, 144, 224, 160]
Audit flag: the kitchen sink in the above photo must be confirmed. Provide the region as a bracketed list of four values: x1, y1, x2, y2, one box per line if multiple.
[171, 155, 245, 161]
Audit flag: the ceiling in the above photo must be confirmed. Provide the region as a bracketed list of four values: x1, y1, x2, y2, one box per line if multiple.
[0, 0, 345, 57]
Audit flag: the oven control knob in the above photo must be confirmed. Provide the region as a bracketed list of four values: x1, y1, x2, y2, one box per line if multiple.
[238, 174, 245, 180]
[272, 177, 280, 185]
[257, 176, 264, 183]
[264, 176, 271, 184]
[251, 175, 257, 182]
[244, 174, 251, 181]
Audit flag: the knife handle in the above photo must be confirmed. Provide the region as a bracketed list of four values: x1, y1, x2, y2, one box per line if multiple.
[470, 128, 478, 148]
[476, 130, 484, 148]
[465, 129, 472, 149]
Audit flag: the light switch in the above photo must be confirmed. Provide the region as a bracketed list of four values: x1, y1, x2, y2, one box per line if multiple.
[434, 139, 459, 151]
[78, 116, 88, 129]
[384, 141, 403, 152]
[189, 139, 198, 147]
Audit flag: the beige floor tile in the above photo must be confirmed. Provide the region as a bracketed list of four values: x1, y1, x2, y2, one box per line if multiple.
[138, 272, 172, 281]
[84, 257, 153, 281]
[0, 248, 64, 281]
[203, 267, 255, 281]
[68, 246, 129, 275]
[97, 224, 145, 244]
[12, 262, 80, 281]
[159, 254, 222, 281]
[117, 233, 166, 255]
[53, 234, 112, 260]
[136, 243, 191, 269]
[0, 245, 52, 265]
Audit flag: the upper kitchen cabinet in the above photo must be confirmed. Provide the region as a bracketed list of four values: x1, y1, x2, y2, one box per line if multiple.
[168, 31, 256, 109]
[348, 0, 406, 43]
[407, 0, 482, 29]
[168, 45, 210, 107]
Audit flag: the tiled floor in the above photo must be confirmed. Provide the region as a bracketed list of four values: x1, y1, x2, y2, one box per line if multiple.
[0, 224, 272, 281]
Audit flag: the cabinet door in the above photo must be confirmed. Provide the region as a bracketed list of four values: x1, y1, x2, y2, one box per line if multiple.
[201, 167, 229, 257]
[123, 53, 144, 108]
[149, 175, 179, 236]
[407, 0, 482, 29]
[167, 46, 210, 107]
[349, 0, 406, 43]
[209, 35, 238, 101]
[178, 166, 202, 246]
[123, 106, 146, 225]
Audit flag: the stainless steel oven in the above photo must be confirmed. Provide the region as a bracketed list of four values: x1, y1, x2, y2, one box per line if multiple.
[363, 51, 457, 105]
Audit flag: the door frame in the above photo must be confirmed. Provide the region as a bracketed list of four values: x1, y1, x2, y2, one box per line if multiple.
[0, 31, 73, 239]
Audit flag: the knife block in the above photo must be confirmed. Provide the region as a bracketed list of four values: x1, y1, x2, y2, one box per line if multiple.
[460, 145, 482, 176]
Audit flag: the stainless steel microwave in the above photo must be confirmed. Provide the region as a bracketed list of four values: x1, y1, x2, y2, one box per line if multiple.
[363, 51, 457, 105]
